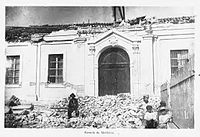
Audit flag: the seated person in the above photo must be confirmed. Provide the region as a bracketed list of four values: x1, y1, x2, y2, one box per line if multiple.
[157, 106, 172, 129]
[157, 100, 167, 111]
[143, 105, 158, 128]
[68, 93, 79, 119]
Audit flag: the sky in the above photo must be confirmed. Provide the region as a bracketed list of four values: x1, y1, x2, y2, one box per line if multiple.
[6, 6, 194, 27]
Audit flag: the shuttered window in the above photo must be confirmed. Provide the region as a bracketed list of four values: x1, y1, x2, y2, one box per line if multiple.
[48, 54, 63, 83]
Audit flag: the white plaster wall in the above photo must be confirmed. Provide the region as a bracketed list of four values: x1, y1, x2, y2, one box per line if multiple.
[5, 43, 37, 101]
[5, 24, 195, 101]
[67, 43, 85, 85]
[84, 41, 96, 96]
[156, 38, 194, 87]
[139, 37, 154, 96]
[39, 43, 85, 100]
[153, 23, 195, 96]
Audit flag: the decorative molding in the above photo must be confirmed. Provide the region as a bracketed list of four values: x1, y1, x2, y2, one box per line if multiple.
[89, 45, 96, 55]
[109, 36, 118, 46]
[132, 41, 141, 54]
[7, 44, 29, 47]
[29, 82, 36, 86]
[132, 46, 139, 51]
[74, 37, 87, 48]
[144, 25, 153, 35]
[74, 37, 87, 42]
[88, 29, 139, 45]
[5, 82, 22, 88]
[63, 81, 84, 92]
[94, 64, 98, 69]
[41, 42, 72, 45]
[45, 82, 65, 88]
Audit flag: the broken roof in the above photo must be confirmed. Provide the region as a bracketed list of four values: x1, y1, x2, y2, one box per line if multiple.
[5, 16, 195, 43]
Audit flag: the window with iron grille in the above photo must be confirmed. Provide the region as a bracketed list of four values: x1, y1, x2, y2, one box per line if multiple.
[170, 50, 188, 76]
[6, 56, 20, 84]
[48, 54, 63, 84]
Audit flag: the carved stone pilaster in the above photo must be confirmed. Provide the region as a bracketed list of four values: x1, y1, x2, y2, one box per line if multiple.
[89, 45, 96, 55]
[144, 25, 153, 35]
[132, 41, 141, 54]
[74, 37, 87, 48]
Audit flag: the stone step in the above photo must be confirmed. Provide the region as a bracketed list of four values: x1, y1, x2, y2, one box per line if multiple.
[11, 105, 34, 115]
[12, 109, 25, 114]
[12, 105, 33, 110]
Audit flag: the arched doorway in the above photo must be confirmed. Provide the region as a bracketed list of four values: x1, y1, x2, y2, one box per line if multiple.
[98, 47, 130, 96]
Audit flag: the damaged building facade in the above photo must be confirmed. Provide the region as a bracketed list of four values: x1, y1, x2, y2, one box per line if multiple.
[5, 17, 195, 101]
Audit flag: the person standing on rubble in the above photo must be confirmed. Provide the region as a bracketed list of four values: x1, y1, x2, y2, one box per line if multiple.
[68, 93, 79, 119]
[141, 95, 150, 112]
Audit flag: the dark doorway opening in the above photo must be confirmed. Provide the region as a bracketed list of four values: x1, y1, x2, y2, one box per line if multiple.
[98, 47, 130, 96]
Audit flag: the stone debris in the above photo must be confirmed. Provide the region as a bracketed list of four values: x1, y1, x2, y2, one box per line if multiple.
[12, 104, 34, 114]
[5, 94, 161, 128]
[7, 95, 21, 107]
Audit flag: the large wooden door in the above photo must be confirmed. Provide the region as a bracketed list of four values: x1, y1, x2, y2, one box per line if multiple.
[98, 48, 130, 96]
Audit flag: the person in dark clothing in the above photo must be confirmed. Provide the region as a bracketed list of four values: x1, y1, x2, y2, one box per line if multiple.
[68, 93, 79, 119]
[140, 95, 150, 112]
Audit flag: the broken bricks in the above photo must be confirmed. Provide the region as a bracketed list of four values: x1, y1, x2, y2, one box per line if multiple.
[7, 95, 21, 107]
[5, 94, 161, 128]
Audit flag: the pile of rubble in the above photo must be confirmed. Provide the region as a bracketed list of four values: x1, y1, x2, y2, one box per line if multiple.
[74, 94, 160, 129]
[5, 94, 161, 128]
[6, 95, 21, 107]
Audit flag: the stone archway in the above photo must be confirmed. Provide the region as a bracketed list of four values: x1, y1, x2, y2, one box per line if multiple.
[98, 47, 130, 96]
